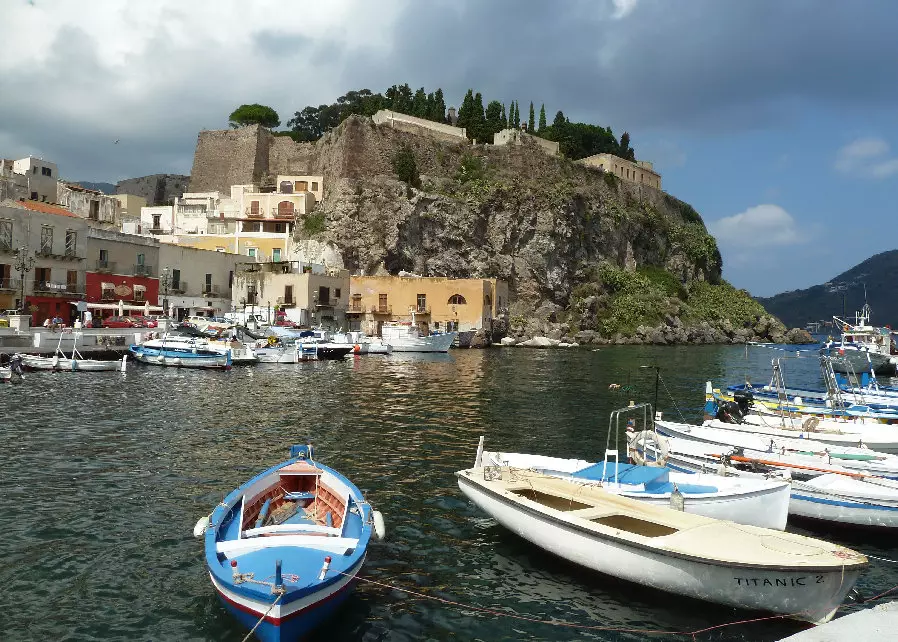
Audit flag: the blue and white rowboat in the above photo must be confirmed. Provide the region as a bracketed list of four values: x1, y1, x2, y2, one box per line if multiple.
[194, 445, 385, 641]
[129, 344, 232, 369]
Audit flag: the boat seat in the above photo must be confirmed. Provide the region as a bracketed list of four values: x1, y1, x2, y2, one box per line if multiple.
[284, 491, 316, 501]
[566, 507, 620, 520]
[217, 535, 359, 558]
[243, 524, 342, 538]
[573, 462, 669, 486]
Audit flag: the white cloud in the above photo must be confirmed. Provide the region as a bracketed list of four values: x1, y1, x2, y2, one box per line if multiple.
[834, 137, 898, 178]
[707, 204, 801, 248]
[611, 0, 639, 19]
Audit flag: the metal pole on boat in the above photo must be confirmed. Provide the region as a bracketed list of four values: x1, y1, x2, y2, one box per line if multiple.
[640, 365, 660, 414]
[274, 559, 283, 592]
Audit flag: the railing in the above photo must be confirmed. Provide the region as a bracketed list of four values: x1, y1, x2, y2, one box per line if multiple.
[316, 297, 339, 308]
[271, 207, 296, 219]
[348, 302, 364, 313]
[276, 297, 295, 307]
[64, 246, 77, 258]
[244, 207, 263, 218]
[170, 281, 187, 294]
[415, 305, 431, 315]
[133, 264, 154, 277]
[0, 277, 20, 290]
[34, 281, 85, 295]
[0, 241, 12, 253]
[37, 245, 54, 257]
[149, 227, 172, 235]
[96, 260, 116, 272]
[371, 305, 392, 314]
[202, 284, 219, 296]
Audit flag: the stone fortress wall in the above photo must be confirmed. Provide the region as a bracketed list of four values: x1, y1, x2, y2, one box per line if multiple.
[116, 174, 190, 205]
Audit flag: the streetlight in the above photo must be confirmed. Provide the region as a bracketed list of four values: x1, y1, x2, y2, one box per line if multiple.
[160, 267, 171, 320]
[13, 246, 35, 314]
[639, 365, 660, 414]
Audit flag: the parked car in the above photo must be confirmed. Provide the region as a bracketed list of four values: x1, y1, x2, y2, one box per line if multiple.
[101, 315, 144, 328]
[130, 315, 158, 328]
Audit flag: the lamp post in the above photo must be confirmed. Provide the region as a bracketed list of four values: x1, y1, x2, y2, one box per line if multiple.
[13, 246, 35, 314]
[160, 267, 171, 321]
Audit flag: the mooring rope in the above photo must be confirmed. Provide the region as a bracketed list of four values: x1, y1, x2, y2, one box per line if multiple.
[240, 591, 284, 642]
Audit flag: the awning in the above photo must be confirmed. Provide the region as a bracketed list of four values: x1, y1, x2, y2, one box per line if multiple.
[101, 282, 115, 289]
[69, 302, 164, 312]
[133, 284, 146, 292]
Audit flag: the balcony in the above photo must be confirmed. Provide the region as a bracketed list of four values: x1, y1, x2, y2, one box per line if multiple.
[415, 306, 431, 315]
[133, 264, 154, 277]
[170, 281, 187, 294]
[202, 284, 220, 297]
[316, 297, 339, 308]
[371, 305, 392, 315]
[34, 281, 85, 296]
[0, 241, 13, 254]
[96, 260, 116, 273]
[244, 207, 263, 218]
[271, 207, 296, 219]
[0, 277, 20, 291]
[149, 227, 172, 235]
[347, 301, 364, 314]
[276, 296, 295, 307]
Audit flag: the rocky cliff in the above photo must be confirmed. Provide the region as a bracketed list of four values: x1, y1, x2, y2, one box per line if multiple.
[190, 117, 810, 345]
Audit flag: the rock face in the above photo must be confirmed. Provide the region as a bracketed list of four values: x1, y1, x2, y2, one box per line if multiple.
[116, 174, 190, 205]
[187, 116, 812, 345]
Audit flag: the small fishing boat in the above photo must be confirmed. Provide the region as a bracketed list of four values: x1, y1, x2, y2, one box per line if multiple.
[480, 446, 790, 530]
[129, 344, 231, 369]
[142, 334, 257, 365]
[457, 450, 867, 624]
[631, 429, 898, 530]
[0, 354, 24, 383]
[194, 445, 385, 642]
[819, 306, 898, 375]
[380, 321, 456, 353]
[19, 333, 125, 372]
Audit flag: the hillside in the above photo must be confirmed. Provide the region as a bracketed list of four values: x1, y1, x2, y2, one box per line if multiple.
[758, 250, 898, 328]
[189, 117, 808, 345]
[74, 181, 115, 194]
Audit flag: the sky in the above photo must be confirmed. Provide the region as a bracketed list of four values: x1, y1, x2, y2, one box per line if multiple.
[1, 0, 897, 297]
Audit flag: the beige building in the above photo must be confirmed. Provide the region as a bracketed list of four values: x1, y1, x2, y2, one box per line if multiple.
[232, 260, 349, 329]
[158, 242, 239, 319]
[12, 156, 58, 203]
[114, 194, 147, 232]
[372, 109, 467, 143]
[348, 276, 509, 335]
[579, 153, 662, 189]
[57, 182, 120, 227]
[0, 200, 89, 323]
[493, 128, 560, 156]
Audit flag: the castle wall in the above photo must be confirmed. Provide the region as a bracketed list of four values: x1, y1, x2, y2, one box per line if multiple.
[116, 174, 189, 205]
[189, 125, 269, 194]
[372, 110, 467, 143]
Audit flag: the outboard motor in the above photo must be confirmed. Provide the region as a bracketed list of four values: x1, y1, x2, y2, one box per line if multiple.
[733, 390, 753, 417]
[9, 354, 24, 377]
[716, 400, 745, 424]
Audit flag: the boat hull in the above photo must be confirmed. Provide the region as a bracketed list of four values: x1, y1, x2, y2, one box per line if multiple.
[820, 347, 895, 375]
[458, 474, 859, 624]
[129, 346, 230, 369]
[20, 354, 121, 372]
[389, 332, 456, 353]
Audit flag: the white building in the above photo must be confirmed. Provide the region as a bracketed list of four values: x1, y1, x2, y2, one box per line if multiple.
[9, 156, 59, 203]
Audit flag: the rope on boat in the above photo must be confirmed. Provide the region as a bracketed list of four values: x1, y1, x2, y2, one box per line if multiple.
[240, 590, 284, 642]
[658, 372, 687, 423]
[335, 570, 809, 639]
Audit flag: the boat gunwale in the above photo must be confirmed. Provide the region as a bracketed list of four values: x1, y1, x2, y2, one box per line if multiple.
[456, 469, 868, 573]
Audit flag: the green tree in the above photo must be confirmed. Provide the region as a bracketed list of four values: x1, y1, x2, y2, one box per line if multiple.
[485, 100, 504, 141]
[528, 102, 535, 133]
[392, 145, 421, 188]
[538, 103, 547, 132]
[512, 101, 521, 129]
[501, 103, 508, 129]
[412, 87, 428, 117]
[431, 88, 447, 122]
[619, 131, 635, 160]
[229, 104, 280, 128]
[552, 110, 566, 129]
[471, 92, 487, 142]
[457, 89, 474, 131]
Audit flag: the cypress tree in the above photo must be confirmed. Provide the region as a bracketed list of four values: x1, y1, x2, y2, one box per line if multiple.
[513, 101, 521, 129]
[485, 100, 504, 140]
[412, 87, 427, 117]
[501, 103, 508, 129]
[538, 104, 547, 132]
[457, 89, 474, 132]
[528, 102, 535, 133]
[472, 92, 486, 142]
[432, 88, 446, 122]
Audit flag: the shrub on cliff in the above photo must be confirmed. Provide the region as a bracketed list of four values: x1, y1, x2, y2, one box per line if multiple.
[229, 104, 280, 129]
[392, 146, 421, 188]
[302, 213, 327, 236]
[683, 281, 767, 327]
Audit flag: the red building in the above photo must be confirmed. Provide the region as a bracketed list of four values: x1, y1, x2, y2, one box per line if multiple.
[84, 229, 161, 320]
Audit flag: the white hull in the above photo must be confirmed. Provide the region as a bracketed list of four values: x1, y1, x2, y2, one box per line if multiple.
[131, 352, 228, 369]
[20, 354, 121, 372]
[700, 417, 898, 453]
[458, 472, 862, 624]
[389, 333, 456, 352]
[482, 451, 789, 530]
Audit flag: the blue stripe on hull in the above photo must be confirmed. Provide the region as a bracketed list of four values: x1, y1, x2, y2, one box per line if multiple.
[791, 493, 898, 511]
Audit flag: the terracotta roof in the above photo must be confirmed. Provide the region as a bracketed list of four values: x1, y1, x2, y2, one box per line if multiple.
[18, 200, 79, 218]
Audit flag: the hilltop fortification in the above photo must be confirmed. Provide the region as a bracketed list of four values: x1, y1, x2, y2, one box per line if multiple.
[187, 116, 805, 344]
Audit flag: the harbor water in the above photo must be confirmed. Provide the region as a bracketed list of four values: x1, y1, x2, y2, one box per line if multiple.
[4, 345, 898, 641]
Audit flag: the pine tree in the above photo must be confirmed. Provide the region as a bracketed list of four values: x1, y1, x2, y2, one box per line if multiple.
[619, 132, 635, 160]
[512, 101, 521, 129]
[501, 103, 508, 129]
[528, 102, 535, 133]
[432, 88, 446, 122]
[471, 92, 486, 142]
[412, 87, 427, 117]
[538, 104, 546, 132]
[485, 100, 504, 141]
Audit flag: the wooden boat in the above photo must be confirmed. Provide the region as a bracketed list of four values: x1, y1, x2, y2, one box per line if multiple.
[194, 445, 384, 642]
[480, 446, 790, 530]
[457, 458, 866, 624]
[656, 419, 898, 479]
[128, 344, 231, 369]
[631, 430, 898, 530]
[19, 351, 125, 372]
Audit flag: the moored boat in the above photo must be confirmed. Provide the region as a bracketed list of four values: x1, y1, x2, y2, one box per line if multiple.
[194, 445, 385, 641]
[457, 457, 867, 624]
[0, 354, 24, 382]
[129, 344, 231, 369]
[819, 306, 898, 375]
[380, 322, 456, 353]
[142, 334, 258, 365]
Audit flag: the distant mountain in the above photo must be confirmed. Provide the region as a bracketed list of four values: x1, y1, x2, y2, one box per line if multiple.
[758, 250, 898, 328]
[74, 181, 115, 194]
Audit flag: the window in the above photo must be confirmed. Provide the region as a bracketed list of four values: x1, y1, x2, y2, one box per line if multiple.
[30, 191, 37, 200]
[274, 223, 284, 233]
[484, 294, 491, 306]
[294, 180, 308, 191]
[247, 286, 258, 304]
[0, 220, 12, 250]
[250, 201, 260, 216]
[378, 293, 387, 312]
[318, 286, 330, 305]
[99, 249, 108, 263]
[172, 269, 181, 289]
[39, 226, 53, 254]
[448, 294, 467, 305]
[277, 201, 294, 218]
[65, 230, 77, 256]
[279, 181, 294, 194]
[89, 201, 99, 220]
[311, 181, 319, 191]
[137, 253, 145, 266]
[247, 247, 256, 257]
[243, 221, 260, 232]
[152, 214, 161, 229]
[416, 293, 427, 312]
[284, 285, 293, 303]
[32, 166, 38, 174]
[272, 248, 281, 262]
[34, 266, 50, 287]
[334, 288, 341, 299]
[228, 270, 233, 288]
[42, 166, 52, 177]
[66, 270, 78, 292]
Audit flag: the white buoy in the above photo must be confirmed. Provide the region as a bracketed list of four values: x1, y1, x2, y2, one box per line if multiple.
[372, 510, 386, 541]
[193, 515, 210, 538]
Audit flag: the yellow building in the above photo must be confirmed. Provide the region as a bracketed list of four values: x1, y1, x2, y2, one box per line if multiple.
[349, 276, 509, 335]
[578, 153, 662, 189]
[113, 194, 147, 220]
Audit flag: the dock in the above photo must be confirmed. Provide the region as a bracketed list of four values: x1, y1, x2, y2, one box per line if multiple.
[778, 602, 898, 641]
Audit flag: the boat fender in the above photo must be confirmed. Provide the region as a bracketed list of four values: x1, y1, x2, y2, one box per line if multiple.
[268, 335, 278, 347]
[193, 515, 210, 538]
[373, 510, 386, 541]
[669, 484, 685, 511]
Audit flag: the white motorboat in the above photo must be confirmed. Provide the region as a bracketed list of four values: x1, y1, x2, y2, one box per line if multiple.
[480, 446, 790, 530]
[820, 306, 898, 375]
[380, 322, 456, 353]
[19, 332, 125, 372]
[656, 419, 898, 479]
[631, 430, 898, 530]
[143, 334, 257, 365]
[704, 415, 898, 453]
[457, 460, 867, 624]
[1, 355, 24, 383]
[331, 331, 392, 355]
